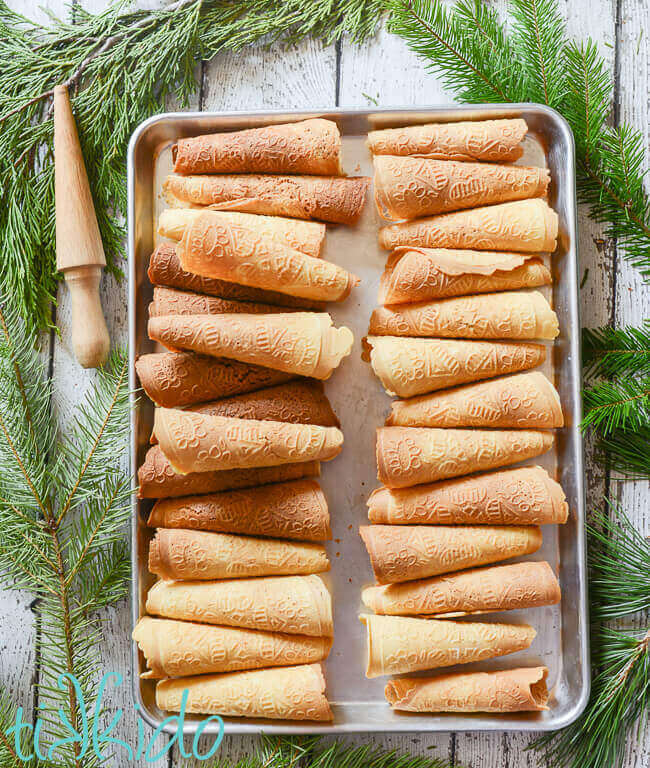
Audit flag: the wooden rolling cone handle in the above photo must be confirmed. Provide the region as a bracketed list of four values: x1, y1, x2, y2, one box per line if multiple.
[54, 84, 110, 368]
[64, 266, 110, 369]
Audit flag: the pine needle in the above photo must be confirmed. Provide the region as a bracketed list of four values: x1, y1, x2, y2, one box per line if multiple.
[582, 377, 650, 435]
[583, 323, 650, 379]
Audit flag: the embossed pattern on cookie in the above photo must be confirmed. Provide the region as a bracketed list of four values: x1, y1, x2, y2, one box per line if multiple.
[379, 248, 551, 304]
[378, 199, 558, 253]
[369, 291, 559, 340]
[149, 528, 330, 581]
[148, 312, 354, 380]
[368, 119, 527, 162]
[367, 465, 568, 525]
[374, 156, 550, 220]
[385, 667, 549, 713]
[362, 560, 561, 617]
[173, 119, 343, 175]
[386, 372, 563, 429]
[359, 524, 542, 583]
[363, 336, 547, 398]
[138, 444, 319, 499]
[154, 408, 343, 474]
[376, 426, 553, 488]
[361, 614, 536, 676]
[155, 663, 333, 720]
[158, 207, 326, 257]
[146, 574, 333, 636]
[147, 478, 331, 541]
[133, 616, 331, 678]
[149, 242, 323, 310]
[177, 212, 358, 302]
[163, 173, 370, 225]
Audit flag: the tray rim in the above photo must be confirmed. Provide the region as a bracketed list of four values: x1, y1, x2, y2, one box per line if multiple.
[127, 103, 590, 736]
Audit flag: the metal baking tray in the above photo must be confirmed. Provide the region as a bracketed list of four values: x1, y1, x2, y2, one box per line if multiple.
[128, 105, 589, 735]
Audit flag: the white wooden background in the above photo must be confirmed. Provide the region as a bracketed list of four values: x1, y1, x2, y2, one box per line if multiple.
[3, 1, 649, 766]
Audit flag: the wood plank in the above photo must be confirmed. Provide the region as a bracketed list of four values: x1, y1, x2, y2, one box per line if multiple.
[612, 2, 650, 767]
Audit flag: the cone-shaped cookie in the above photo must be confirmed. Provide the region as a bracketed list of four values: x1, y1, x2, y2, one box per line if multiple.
[184, 380, 339, 428]
[135, 351, 295, 408]
[148, 242, 323, 310]
[149, 528, 329, 580]
[154, 408, 343, 474]
[164, 173, 369, 225]
[386, 372, 563, 429]
[362, 561, 561, 617]
[359, 524, 542, 583]
[376, 427, 553, 488]
[158, 207, 325, 257]
[367, 466, 568, 525]
[149, 286, 281, 318]
[146, 574, 333, 636]
[148, 379, 339, 443]
[379, 199, 558, 253]
[133, 617, 331, 678]
[368, 119, 527, 162]
[147, 478, 330, 541]
[148, 312, 354, 379]
[369, 291, 559, 340]
[177, 212, 358, 302]
[361, 614, 536, 677]
[173, 119, 342, 175]
[138, 445, 319, 499]
[385, 667, 549, 713]
[378, 248, 551, 304]
[374, 156, 550, 220]
[156, 663, 332, 721]
[363, 336, 546, 398]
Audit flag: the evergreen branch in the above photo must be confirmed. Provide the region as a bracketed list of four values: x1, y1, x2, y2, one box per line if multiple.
[588, 505, 650, 620]
[534, 627, 650, 768]
[386, 0, 527, 103]
[583, 323, 650, 378]
[594, 425, 650, 479]
[509, 0, 566, 106]
[582, 377, 650, 435]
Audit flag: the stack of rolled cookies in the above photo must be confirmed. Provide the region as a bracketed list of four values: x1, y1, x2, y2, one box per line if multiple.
[134, 118, 372, 723]
[361, 118, 567, 716]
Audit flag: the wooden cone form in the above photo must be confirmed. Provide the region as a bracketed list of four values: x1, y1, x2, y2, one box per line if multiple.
[54, 85, 109, 368]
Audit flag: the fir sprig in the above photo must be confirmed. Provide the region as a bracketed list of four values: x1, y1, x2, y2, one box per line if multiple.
[534, 503, 650, 768]
[0, 298, 131, 766]
[582, 377, 650, 435]
[583, 323, 650, 378]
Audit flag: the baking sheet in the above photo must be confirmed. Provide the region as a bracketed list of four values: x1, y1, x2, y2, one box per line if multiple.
[128, 106, 589, 735]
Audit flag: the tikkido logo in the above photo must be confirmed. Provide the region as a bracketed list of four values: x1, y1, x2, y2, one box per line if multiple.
[6, 673, 225, 763]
